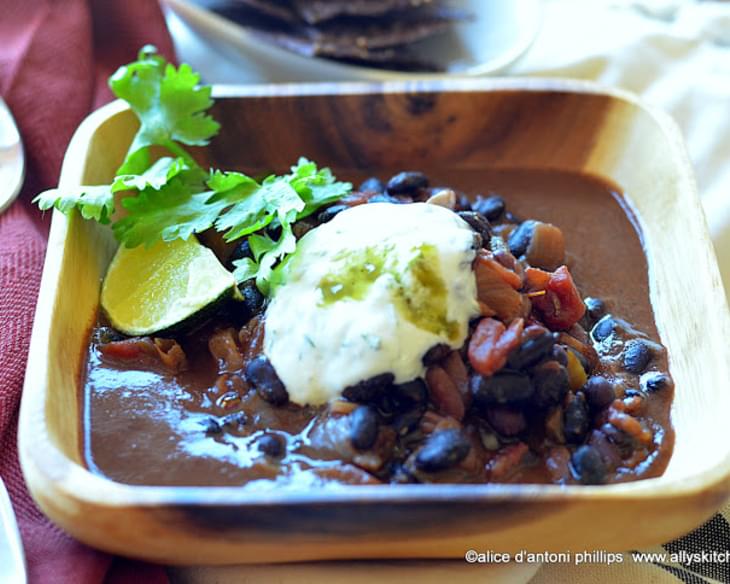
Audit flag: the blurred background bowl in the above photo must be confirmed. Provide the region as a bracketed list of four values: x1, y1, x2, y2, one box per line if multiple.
[163, 0, 544, 82]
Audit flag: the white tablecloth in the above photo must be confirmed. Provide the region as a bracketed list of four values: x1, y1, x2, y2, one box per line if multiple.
[165, 1, 730, 582]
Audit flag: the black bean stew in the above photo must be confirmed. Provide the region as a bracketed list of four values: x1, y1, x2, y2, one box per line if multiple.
[82, 169, 674, 487]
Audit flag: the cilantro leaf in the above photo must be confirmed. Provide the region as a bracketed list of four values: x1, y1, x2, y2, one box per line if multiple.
[212, 173, 305, 242]
[255, 222, 297, 294]
[232, 222, 297, 295]
[34, 186, 116, 224]
[232, 257, 259, 283]
[206, 171, 270, 240]
[114, 157, 192, 191]
[287, 158, 352, 219]
[109, 45, 219, 167]
[213, 160, 347, 242]
[113, 179, 221, 247]
[207, 169, 258, 194]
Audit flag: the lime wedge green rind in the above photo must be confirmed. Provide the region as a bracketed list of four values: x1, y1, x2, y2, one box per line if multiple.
[101, 236, 238, 336]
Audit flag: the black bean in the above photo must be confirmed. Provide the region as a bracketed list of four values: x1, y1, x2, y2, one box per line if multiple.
[350, 406, 380, 450]
[317, 204, 349, 224]
[258, 433, 285, 458]
[375, 392, 398, 418]
[644, 373, 671, 393]
[563, 392, 590, 443]
[245, 356, 289, 406]
[342, 373, 394, 403]
[238, 280, 265, 315]
[592, 316, 616, 342]
[392, 379, 428, 410]
[530, 361, 570, 409]
[456, 193, 472, 211]
[571, 445, 607, 484]
[471, 371, 534, 405]
[472, 194, 506, 221]
[504, 211, 521, 224]
[507, 332, 557, 370]
[422, 343, 451, 366]
[507, 220, 536, 257]
[415, 428, 471, 472]
[201, 417, 222, 435]
[359, 177, 385, 194]
[386, 171, 429, 195]
[457, 211, 491, 241]
[267, 224, 283, 240]
[601, 423, 636, 457]
[228, 239, 253, 269]
[486, 406, 526, 436]
[369, 193, 410, 205]
[392, 405, 426, 435]
[583, 376, 615, 410]
[221, 411, 247, 432]
[623, 340, 652, 374]
[584, 297, 607, 324]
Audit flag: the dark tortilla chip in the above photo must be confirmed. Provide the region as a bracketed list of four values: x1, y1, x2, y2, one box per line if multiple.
[227, 0, 299, 23]
[252, 28, 441, 70]
[292, 0, 435, 25]
[311, 6, 471, 54]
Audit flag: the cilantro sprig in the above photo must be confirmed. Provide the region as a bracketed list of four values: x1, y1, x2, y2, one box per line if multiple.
[35, 46, 351, 294]
[109, 45, 219, 173]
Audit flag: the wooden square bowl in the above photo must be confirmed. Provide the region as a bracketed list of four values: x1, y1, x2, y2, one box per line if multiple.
[20, 79, 730, 564]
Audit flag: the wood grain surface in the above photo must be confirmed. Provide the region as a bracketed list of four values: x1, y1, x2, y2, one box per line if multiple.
[18, 79, 730, 564]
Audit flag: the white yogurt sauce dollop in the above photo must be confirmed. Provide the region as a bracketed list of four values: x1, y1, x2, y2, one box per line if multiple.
[263, 202, 480, 406]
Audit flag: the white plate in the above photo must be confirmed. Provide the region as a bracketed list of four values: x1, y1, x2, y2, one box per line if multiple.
[163, 0, 543, 82]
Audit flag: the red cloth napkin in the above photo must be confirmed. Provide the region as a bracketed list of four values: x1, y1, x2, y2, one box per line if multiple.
[0, 1, 175, 582]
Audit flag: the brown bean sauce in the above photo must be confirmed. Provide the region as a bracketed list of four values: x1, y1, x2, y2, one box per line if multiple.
[81, 168, 674, 487]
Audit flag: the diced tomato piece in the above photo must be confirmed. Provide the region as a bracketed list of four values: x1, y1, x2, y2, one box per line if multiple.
[476, 250, 522, 290]
[524, 267, 551, 290]
[98, 339, 148, 359]
[98, 338, 188, 373]
[468, 318, 505, 376]
[426, 366, 465, 421]
[468, 317, 524, 377]
[531, 265, 585, 330]
[474, 252, 525, 321]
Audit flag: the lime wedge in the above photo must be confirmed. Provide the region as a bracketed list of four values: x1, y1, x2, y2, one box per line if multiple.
[101, 236, 239, 336]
